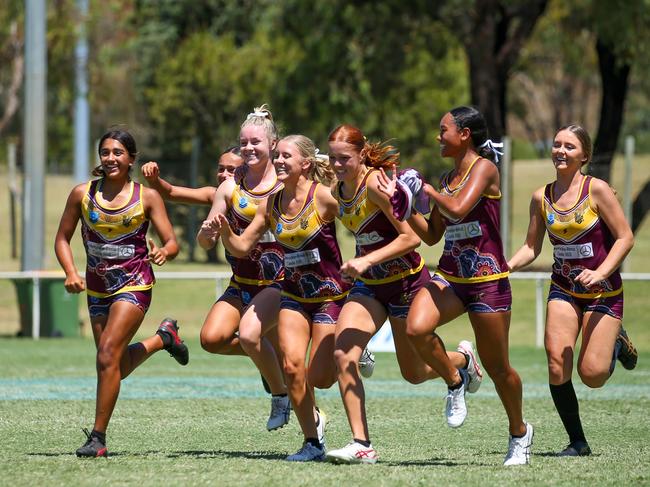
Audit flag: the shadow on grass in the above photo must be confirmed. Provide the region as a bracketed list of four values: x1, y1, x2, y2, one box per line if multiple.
[27, 450, 286, 460]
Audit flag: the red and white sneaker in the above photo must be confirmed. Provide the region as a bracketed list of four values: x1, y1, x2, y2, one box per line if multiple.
[326, 441, 378, 464]
[457, 340, 483, 393]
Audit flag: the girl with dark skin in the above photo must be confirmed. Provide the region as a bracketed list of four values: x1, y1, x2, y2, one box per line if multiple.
[55, 130, 187, 457]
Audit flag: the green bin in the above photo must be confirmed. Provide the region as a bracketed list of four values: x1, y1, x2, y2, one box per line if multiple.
[12, 278, 80, 337]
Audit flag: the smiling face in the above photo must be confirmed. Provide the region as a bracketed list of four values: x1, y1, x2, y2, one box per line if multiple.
[274, 140, 306, 185]
[551, 129, 587, 171]
[99, 138, 133, 179]
[437, 112, 469, 158]
[328, 141, 363, 183]
[216, 152, 244, 185]
[240, 124, 274, 169]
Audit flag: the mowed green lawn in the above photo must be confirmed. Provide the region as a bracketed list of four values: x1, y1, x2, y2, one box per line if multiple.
[1, 339, 649, 486]
[0, 157, 649, 485]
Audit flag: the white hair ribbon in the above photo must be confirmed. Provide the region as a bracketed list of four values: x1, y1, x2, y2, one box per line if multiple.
[479, 139, 504, 162]
[246, 111, 268, 120]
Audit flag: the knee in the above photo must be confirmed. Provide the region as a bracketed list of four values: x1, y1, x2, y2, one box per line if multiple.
[96, 343, 119, 372]
[546, 347, 571, 382]
[308, 365, 337, 389]
[200, 329, 228, 353]
[333, 348, 355, 374]
[577, 363, 608, 389]
[400, 368, 427, 385]
[483, 360, 510, 384]
[405, 315, 430, 339]
[282, 357, 305, 384]
[237, 325, 260, 350]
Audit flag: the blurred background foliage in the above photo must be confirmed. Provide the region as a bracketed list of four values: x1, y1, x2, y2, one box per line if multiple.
[0, 0, 648, 254]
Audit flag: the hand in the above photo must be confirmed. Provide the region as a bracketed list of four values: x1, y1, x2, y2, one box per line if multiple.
[64, 271, 85, 294]
[198, 216, 222, 241]
[141, 161, 160, 182]
[422, 182, 438, 199]
[377, 166, 398, 198]
[214, 213, 232, 236]
[147, 238, 168, 266]
[340, 256, 372, 281]
[574, 268, 606, 289]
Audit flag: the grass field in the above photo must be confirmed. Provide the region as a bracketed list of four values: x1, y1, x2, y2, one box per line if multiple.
[1, 157, 649, 485]
[1, 339, 649, 486]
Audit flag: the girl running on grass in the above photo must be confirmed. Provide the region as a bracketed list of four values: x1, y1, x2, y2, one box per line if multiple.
[324, 124, 475, 464]
[508, 124, 637, 457]
[215, 134, 347, 462]
[142, 145, 285, 399]
[377, 106, 531, 466]
[54, 130, 188, 458]
[195, 105, 291, 431]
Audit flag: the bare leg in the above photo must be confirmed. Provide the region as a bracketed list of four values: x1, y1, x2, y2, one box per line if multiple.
[470, 311, 525, 436]
[238, 287, 286, 394]
[405, 282, 467, 386]
[333, 297, 384, 442]
[200, 298, 246, 355]
[577, 311, 620, 388]
[90, 301, 146, 433]
[278, 309, 316, 439]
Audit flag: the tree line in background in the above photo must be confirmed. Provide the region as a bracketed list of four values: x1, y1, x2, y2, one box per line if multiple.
[1, 0, 649, 246]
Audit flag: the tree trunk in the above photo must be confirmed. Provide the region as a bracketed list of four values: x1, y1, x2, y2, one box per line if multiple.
[463, 0, 548, 140]
[589, 38, 631, 183]
[0, 21, 24, 137]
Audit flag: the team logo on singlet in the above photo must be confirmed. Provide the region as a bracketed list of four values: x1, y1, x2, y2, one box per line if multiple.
[300, 219, 309, 230]
[276, 223, 283, 234]
[574, 210, 584, 224]
[89, 210, 100, 223]
[356, 231, 384, 246]
[547, 213, 555, 225]
[238, 196, 248, 209]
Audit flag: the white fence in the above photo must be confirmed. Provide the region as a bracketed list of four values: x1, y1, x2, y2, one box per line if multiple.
[1, 271, 648, 348]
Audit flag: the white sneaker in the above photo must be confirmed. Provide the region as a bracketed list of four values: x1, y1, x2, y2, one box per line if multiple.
[359, 348, 375, 378]
[326, 441, 378, 464]
[315, 407, 327, 447]
[457, 340, 483, 393]
[445, 368, 468, 428]
[503, 422, 534, 466]
[267, 395, 291, 431]
[286, 442, 325, 462]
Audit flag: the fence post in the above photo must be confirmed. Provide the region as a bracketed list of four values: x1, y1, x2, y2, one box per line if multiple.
[500, 137, 512, 258]
[622, 136, 634, 273]
[32, 275, 40, 339]
[535, 277, 544, 348]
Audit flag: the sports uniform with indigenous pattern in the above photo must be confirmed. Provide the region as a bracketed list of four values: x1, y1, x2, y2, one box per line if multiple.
[433, 158, 512, 312]
[335, 169, 429, 318]
[542, 175, 623, 319]
[269, 182, 349, 324]
[81, 179, 154, 317]
[219, 177, 284, 306]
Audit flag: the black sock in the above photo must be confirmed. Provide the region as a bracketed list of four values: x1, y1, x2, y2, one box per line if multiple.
[305, 437, 321, 448]
[272, 393, 288, 398]
[91, 429, 106, 444]
[353, 438, 371, 447]
[549, 381, 586, 444]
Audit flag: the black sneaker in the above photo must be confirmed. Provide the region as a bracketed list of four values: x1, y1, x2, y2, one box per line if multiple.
[558, 441, 591, 457]
[156, 318, 189, 366]
[616, 328, 638, 370]
[76, 428, 108, 458]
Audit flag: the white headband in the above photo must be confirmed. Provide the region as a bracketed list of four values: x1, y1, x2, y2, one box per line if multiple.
[246, 110, 268, 120]
[479, 139, 504, 162]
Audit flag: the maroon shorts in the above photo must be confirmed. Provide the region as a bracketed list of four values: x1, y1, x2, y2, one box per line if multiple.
[348, 267, 430, 318]
[280, 295, 344, 324]
[431, 274, 512, 313]
[87, 289, 152, 318]
[217, 279, 281, 307]
[548, 283, 623, 320]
